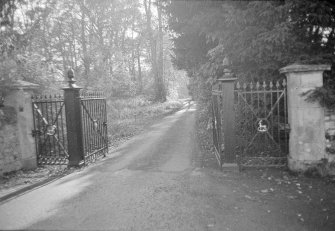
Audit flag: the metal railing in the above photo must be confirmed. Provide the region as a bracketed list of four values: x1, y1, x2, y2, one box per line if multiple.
[32, 94, 68, 165]
[211, 78, 289, 169]
[211, 90, 223, 166]
[234, 80, 289, 168]
[31, 69, 109, 167]
[80, 91, 108, 163]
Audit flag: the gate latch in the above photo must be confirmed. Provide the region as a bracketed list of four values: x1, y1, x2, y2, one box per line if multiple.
[287, 123, 291, 133]
[32, 129, 42, 137]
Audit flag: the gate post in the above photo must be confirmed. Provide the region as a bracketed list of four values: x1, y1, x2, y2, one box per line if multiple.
[218, 68, 237, 164]
[280, 64, 331, 172]
[63, 69, 85, 166]
[1, 81, 39, 174]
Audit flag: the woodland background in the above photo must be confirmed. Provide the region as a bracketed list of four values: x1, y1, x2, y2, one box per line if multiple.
[1, 0, 335, 108]
[0, 0, 189, 101]
[166, 0, 335, 108]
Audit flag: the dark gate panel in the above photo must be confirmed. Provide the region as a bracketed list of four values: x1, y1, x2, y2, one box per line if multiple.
[32, 95, 68, 165]
[80, 91, 108, 163]
[234, 80, 289, 168]
[212, 90, 223, 166]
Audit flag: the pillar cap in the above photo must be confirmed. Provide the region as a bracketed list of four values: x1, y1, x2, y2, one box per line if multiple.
[217, 77, 237, 82]
[279, 64, 331, 74]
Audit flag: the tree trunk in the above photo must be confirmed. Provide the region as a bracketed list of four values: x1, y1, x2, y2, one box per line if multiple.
[157, 0, 166, 101]
[80, 3, 90, 82]
[121, 27, 126, 71]
[131, 26, 136, 81]
[137, 42, 143, 93]
[144, 0, 163, 102]
[71, 22, 77, 68]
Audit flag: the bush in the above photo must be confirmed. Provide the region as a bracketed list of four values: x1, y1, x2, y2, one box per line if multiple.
[106, 96, 183, 144]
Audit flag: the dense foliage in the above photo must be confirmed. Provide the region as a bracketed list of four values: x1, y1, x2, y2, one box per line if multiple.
[0, 0, 188, 101]
[166, 0, 335, 107]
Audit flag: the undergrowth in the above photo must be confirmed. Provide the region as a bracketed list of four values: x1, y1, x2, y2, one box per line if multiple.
[107, 96, 183, 147]
[195, 100, 218, 168]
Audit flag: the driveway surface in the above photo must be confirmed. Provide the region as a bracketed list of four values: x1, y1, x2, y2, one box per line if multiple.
[0, 103, 334, 230]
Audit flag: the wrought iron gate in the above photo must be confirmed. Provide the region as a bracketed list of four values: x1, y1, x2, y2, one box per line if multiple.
[32, 91, 108, 166]
[32, 95, 68, 165]
[80, 91, 108, 163]
[212, 89, 223, 166]
[234, 80, 289, 168]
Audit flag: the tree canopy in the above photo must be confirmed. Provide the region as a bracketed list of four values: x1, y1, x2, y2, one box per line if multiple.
[166, 0, 335, 104]
[0, 0, 188, 101]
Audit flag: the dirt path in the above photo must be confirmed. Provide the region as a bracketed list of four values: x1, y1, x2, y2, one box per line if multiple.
[0, 103, 334, 230]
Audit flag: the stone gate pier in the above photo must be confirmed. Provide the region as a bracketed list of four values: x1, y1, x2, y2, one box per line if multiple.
[280, 64, 331, 172]
[0, 80, 39, 175]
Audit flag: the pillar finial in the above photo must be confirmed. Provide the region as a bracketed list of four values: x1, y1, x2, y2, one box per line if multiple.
[67, 68, 77, 88]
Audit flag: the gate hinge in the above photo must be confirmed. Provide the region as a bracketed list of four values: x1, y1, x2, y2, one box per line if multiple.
[286, 123, 291, 133]
[32, 129, 42, 137]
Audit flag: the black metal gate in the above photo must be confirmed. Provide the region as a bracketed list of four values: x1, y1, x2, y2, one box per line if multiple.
[32, 91, 108, 166]
[80, 91, 108, 163]
[212, 89, 223, 166]
[32, 95, 68, 165]
[234, 80, 289, 169]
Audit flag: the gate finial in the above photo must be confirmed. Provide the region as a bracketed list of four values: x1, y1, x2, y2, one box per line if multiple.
[67, 68, 77, 88]
[222, 57, 230, 67]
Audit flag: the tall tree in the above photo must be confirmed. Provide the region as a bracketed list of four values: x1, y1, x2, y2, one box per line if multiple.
[157, 0, 166, 101]
[166, 0, 335, 103]
[1, 0, 183, 99]
[144, 0, 166, 102]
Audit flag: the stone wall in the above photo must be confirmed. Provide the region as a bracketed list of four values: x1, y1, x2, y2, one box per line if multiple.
[325, 109, 335, 161]
[0, 106, 22, 175]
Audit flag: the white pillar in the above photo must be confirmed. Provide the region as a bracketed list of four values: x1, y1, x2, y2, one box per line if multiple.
[5, 80, 39, 170]
[280, 64, 331, 171]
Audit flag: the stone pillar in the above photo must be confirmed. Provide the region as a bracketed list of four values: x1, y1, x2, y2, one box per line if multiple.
[63, 69, 85, 166]
[217, 64, 238, 169]
[4, 80, 40, 170]
[279, 64, 331, 171]
[218, 78, 237, 163]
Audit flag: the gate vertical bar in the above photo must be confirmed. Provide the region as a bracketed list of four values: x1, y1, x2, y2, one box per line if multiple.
[215, 94, 222, 165]
[104, 96, 108, 155]
[63, 69, 85, 166]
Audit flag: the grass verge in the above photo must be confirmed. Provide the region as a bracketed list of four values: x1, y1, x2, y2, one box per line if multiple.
[107, 96, 183, 148]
